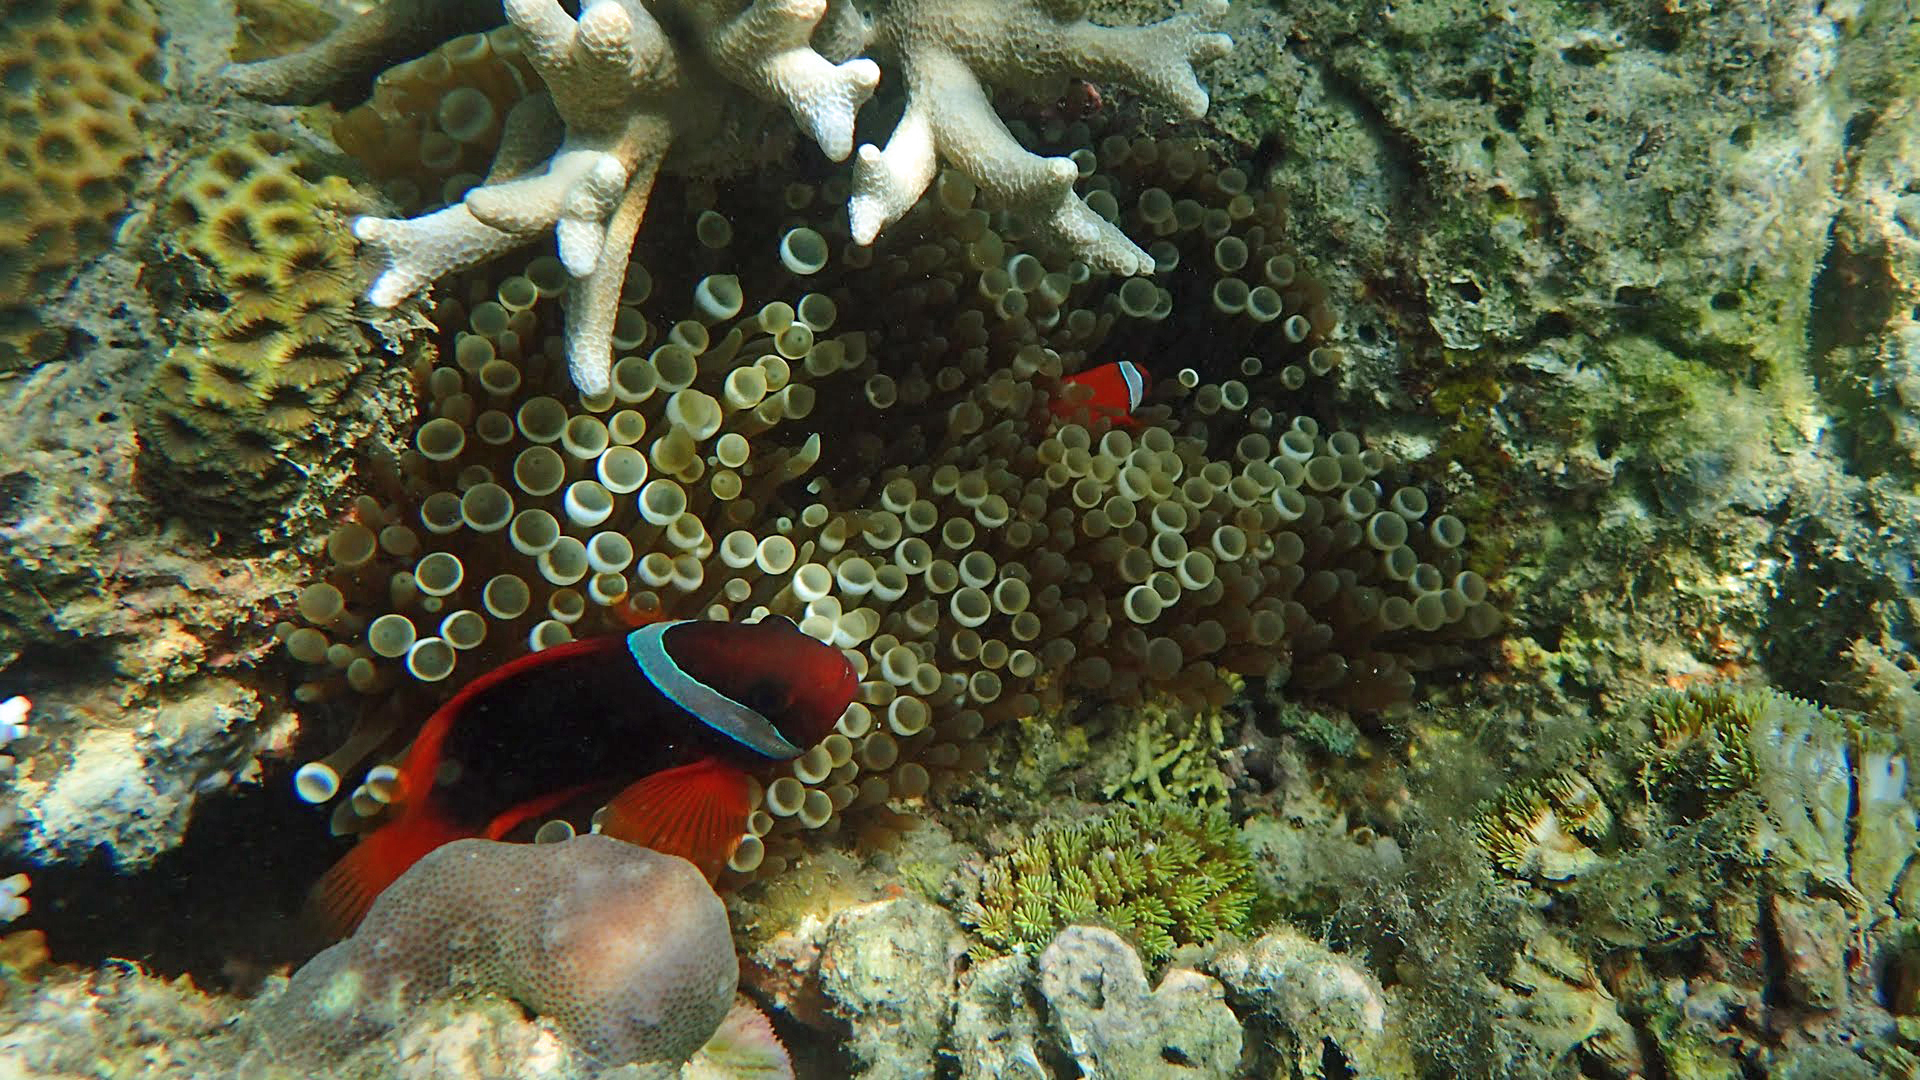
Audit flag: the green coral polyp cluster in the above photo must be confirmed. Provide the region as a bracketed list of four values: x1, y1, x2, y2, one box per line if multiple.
[962, 805, 1257, 963]
[1471, 768, 1612, 880]
[1638, 687, 1762, 799]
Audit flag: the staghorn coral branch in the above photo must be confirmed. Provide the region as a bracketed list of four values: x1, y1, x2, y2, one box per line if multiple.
[853, 0, 1232, 274]
[565, 138, 668, 395]
[355, 204, 527, 308]
[703, 0, 881, 162]
[232, 0, 1231, 394]
[851, 47, 1152, 275]
[357, 0, 686, 395]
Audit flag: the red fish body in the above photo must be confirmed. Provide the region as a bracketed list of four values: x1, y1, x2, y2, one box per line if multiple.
[1051, 360, 1149, 428]
[312, 617, 856, 933]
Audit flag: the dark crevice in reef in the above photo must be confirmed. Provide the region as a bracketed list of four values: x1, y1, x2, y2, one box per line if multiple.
[756, 996, 863, 1080]
[0, 470, 38, 521]
[1757, 890, 1788, 1012]
[23, 761, 342, 995]
[1761, 533, 1890, 703]
[1807, 219, 1902, 476]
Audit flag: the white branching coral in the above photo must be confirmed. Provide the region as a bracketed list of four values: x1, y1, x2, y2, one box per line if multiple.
[849, 0, 1232, 275]
[350, 0, 879, 396]
[230, 0, 1232, 395]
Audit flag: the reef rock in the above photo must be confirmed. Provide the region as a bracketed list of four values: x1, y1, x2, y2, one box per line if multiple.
[814, 894, 966, 1080]
[948, 953, 1048, 1079]
[1212, 926, 1416, 1080]
[1036, 925, 1242, 1080]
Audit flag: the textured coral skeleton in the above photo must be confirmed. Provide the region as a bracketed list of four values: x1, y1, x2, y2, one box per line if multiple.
[229, 0, 1232, 395]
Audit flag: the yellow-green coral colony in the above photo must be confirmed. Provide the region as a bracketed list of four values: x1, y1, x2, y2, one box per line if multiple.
[960, 805, 1258, 963]
[279, 120, 1494, 878]
[0, 0, 165, 371]
[138, 130, 399, 517]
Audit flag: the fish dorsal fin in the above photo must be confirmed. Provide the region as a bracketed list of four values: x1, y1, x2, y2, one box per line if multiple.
[627, 621, 802, 759]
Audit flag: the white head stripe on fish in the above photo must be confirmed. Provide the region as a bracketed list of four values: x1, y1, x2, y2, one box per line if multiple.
[1119, 361, 1146, 411]
[627, 621, 802, 759]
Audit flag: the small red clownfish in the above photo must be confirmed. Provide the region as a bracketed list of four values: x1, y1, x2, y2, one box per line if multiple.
[1050, 360, 1149, 429]
[310, 617, 856, 934]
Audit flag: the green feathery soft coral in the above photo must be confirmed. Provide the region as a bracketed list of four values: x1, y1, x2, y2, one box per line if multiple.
[962, 805, 1258, 964]
[1636, 686, 1764, 800]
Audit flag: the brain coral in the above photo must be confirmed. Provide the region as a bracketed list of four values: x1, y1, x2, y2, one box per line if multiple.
[0, 0, 166, 371]
[244, 834, 736, 1070]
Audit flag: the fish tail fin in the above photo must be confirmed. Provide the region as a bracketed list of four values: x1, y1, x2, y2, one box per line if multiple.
[307, 808, 472, 937]
[598, 758, 754, 882]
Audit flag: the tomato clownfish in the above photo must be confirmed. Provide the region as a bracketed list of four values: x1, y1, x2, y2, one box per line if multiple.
[1050, 360, 1149, 428]
[309, 616, 856, 934]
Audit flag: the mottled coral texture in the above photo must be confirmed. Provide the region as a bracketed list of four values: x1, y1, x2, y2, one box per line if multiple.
[243, 836, 736, 1070]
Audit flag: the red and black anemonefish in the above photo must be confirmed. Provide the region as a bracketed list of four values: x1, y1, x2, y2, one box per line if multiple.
[1049, 360, 1150, 428]
[309, 616, 857, 934]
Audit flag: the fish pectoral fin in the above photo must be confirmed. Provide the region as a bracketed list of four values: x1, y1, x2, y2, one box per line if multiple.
[598, 759, 754, 882]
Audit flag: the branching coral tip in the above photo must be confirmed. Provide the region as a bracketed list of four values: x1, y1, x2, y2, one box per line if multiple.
[0, 873, 28, 923]
[0, 696, 29, 744]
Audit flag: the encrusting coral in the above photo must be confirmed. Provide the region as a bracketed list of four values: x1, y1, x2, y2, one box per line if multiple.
[137, 130, 421, 525]
[229, 0, 1233, 396]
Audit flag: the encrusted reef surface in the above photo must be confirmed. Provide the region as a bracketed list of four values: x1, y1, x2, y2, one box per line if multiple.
[1202, 0, 1920, 702]
[1, 0, 1919, 1077]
